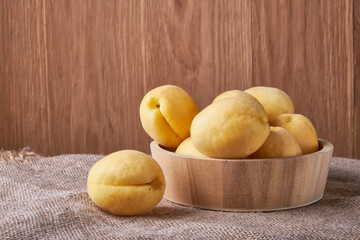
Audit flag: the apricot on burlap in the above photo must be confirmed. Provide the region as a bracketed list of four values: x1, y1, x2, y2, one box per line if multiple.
[0, 149, 359, 239]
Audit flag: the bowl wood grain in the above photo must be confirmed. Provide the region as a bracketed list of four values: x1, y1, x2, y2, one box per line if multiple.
[150, 139, 333, 212]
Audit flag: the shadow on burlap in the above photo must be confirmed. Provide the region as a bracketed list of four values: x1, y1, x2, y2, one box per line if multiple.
[0, 152, 359, 239]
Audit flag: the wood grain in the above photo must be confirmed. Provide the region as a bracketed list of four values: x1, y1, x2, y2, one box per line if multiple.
[0, 0, 358, 158]
[355, 0, 360, 158]
[252, 0, 354, 158]
[0, 0, 50, 154]
[151, 139, 333, 211]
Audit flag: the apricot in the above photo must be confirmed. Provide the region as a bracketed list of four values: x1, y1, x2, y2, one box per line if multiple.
[245, 87, 294, 122]
[270, 113, 319, 154]
[249, 127, 302, 159]
[213, 90, 261, 105]
[140, 85, 199, 148]
[191, 97, 270, 158]
[87, 150, 166, 216]
[175, 137, 208, 158]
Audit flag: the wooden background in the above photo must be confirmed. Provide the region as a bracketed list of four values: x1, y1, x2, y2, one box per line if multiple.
[1, 0, 359, 159]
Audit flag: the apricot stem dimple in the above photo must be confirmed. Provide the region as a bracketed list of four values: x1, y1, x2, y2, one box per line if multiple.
[146, 97, 161, 109]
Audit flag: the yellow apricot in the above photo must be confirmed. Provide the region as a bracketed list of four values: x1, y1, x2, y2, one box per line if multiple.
[87, 150, 165, 216]
[191, 97, 270, 158]
[249, 127, 303, 159]
[140, 85, 199, 148]
[213, 90, 261, 105]
[270, 113, 319, 154]
[245, 86, 294, 122]
[175, 137, 208, 158]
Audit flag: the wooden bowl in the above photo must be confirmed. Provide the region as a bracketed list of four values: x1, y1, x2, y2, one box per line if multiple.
[150, 139, 333, 212]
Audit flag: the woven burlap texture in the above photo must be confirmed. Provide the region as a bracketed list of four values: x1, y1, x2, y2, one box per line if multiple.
[0, 154, 359, 239]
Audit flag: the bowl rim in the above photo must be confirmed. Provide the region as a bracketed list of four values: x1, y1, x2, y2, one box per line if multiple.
[150, 138, 334, 162]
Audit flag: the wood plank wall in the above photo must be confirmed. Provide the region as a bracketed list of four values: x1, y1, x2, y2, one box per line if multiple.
[355, 0, 360, 159]
[0, 0, 358, 159]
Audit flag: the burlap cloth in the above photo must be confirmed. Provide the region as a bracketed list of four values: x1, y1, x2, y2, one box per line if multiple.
[0, 153, 359, 240]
